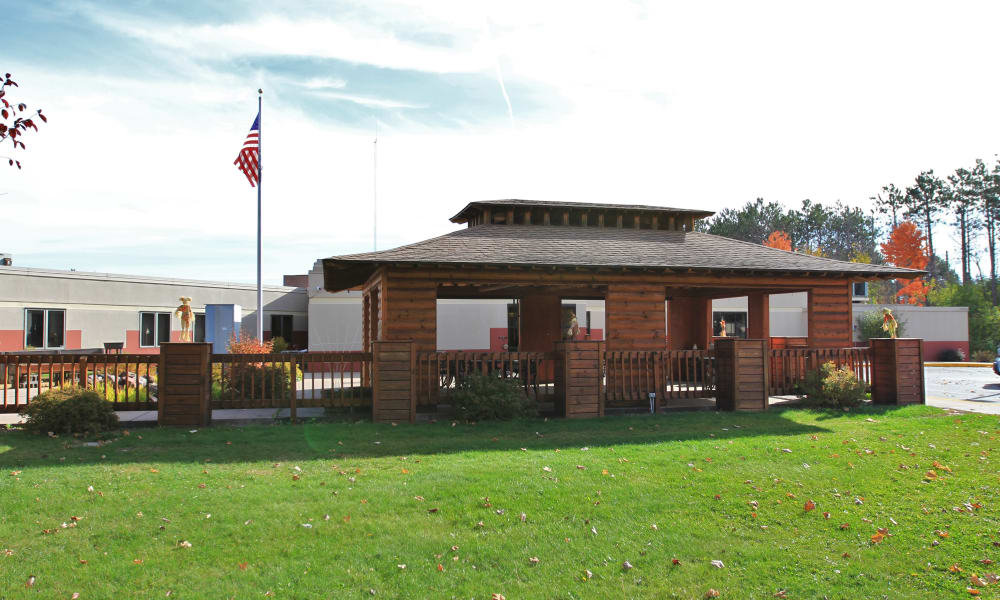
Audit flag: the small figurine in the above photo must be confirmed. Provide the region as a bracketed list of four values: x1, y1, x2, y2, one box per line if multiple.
[718, 317, 727, 337]
[175, 296, 194, 342]
[881, 307, 898, 339]
[566, 312, 580, 340]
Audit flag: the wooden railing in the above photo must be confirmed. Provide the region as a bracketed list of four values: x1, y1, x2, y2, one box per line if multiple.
[415, 351, 556, 406]
[769, 347, 872, 396]
[1, 353, 158, 413]
[210, 352, 372, 409]
[604, 350, 716, 407]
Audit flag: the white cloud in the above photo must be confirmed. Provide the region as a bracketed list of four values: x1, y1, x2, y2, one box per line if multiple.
[6, 0, 1000, 281]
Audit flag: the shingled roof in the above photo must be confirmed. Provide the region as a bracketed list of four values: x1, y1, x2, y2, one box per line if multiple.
[449, 199, 715, 223]
[323, 225, 923, 291]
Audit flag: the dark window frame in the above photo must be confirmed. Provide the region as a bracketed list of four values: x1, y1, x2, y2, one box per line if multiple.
[24, 308, 65, 349]
[270, 314, 294, 341]
[139, 311, 172, 347]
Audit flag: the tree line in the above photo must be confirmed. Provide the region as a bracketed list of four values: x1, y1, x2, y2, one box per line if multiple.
[697, 156, 1000, 355]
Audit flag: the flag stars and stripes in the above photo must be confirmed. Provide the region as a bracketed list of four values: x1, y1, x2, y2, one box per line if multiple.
[234, 112, 260, 187]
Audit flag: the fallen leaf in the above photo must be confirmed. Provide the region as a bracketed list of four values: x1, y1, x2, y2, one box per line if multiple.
[622, 560, 633, 570]
[705, 589, 720, 598]
[26, 575, 36, 587]
[529, 556, 539, 565]
[238, 562, 248, 570]
[672, 558, 681, 565]
[711, 559, 725, 568]
[804, 500, 816, 512]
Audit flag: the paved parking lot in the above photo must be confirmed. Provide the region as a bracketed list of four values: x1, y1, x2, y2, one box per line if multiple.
[925, 366, 1000, 414]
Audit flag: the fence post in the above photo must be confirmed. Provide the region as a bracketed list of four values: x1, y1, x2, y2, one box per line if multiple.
[289, 355, 298, 424]
[157, 342, 212, 427]
[556, 340, 604, 418]
[715, 338, 768, 411]
[77, 356, 88, 389]
[870, 338, 925, 405]
[371, 340, 415, 424]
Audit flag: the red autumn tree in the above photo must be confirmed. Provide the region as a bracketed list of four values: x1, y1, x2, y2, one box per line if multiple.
[1, 72, 46, 169]
[881, 221, 930, 305]
[764, 230, 792, 251]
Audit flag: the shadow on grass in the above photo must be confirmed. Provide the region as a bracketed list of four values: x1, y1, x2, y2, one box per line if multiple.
[0, 409, 849, 469]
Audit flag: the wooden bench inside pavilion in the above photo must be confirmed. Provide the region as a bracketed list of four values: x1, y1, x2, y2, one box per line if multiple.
[322, 200, 926, 423]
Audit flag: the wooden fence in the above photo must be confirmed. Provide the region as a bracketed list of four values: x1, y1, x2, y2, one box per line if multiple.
[414, 351, 556, 406]
[604, 349, 716, 407]
[210, 352, 372, 410]
[1, 353, 158, 413]
[769, 346, 872, 396]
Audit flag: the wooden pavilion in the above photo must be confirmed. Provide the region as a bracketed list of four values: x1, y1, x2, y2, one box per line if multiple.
[322, 200, 925, 422]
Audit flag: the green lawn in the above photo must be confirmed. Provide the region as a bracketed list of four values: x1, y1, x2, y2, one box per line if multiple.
[1, 406, 998, 599]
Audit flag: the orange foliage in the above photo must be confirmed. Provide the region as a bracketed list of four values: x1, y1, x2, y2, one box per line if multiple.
[881, 221, 930, 305]
[227, 331, 273, 354]
[764, 230, 792, 251]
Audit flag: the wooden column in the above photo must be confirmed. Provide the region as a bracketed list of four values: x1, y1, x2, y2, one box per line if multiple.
[606, 284, 666, 351]
[870, 338, 925, 405]
[519, 292, 562, 352]
[554, 340, 604, 418]
[715, 338, 768, 411]
[157, 342, 211, 427]
[382, 273, 436, 352]
[807, 283, 852, 348]
[747, 292, 770, 342]
[372, 340, 415, 423]
[666, 296, 711, 350]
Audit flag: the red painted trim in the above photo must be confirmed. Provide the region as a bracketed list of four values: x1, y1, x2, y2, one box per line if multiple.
[0, 330, 24, 351]
[65, 330, 82, 350]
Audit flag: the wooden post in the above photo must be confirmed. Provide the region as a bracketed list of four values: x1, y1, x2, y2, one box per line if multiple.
[372, 340, 415, 423]
[715, 338, 768, 411]
[555, 340, 604, 418]
[157, 342, 211, 427]
[77, 356, 88, 388]
[870, 338, 925, 405]
[289, 355, 298, 424]
[747, 292, 770, 342]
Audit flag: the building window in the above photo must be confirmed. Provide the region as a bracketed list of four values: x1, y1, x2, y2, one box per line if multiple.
[713, 311, 747, 338]
[140, 312, 171, 347]
[852, 282, 868, 298]
[25, 308, 65, 349]
[194, 313, 206, 343]
[270, 314, 294, 341]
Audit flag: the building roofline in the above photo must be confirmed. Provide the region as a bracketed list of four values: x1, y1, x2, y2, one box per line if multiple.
[449, 199, 716, 223]
[0, 264, 305, 294]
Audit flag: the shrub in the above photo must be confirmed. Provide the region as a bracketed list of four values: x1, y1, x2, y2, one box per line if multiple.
[227, 331, 273, 355]
[800, 361, 867, 408]
[971, 349, 995, 363]
[225, 364, 299, 401]
[271, 336, 290, 353]
[937, 348, 966, 362]
[451, 373, 536, 421]
[19, 386, 119, 435]
[855, 310, 906, 343]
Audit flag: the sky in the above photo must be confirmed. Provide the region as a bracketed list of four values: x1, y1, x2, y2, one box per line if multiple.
[4, 0, 1000, 284]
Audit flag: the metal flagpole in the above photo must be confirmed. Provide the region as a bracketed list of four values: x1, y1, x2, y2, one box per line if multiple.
[373, 119, 377, 252]
[256, 89, 263, 341]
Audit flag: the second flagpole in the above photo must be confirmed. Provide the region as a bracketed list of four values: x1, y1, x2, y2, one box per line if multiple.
[256, 89, 263, 342]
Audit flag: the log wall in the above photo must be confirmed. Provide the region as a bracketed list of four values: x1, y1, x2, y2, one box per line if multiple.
[714, 338, 768, 411]
[606, 283, 666, 351]
[555, 340, 604, 418]
[870, 338, 925, 405]
[382, 270, 437, 352]
[157, 342, 211, 427]
[372, 340, 415, 423]
[667, 296, 711, 350]
[807, 283, 852, 348]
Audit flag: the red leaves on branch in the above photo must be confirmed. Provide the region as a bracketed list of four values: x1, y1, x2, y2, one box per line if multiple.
[881, 221, 930, 305]
[1, 71, 45, 167]
[764, 230, 792, 251]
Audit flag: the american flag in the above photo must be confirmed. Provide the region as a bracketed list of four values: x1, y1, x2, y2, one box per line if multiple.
[233, 112, 260, 187]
